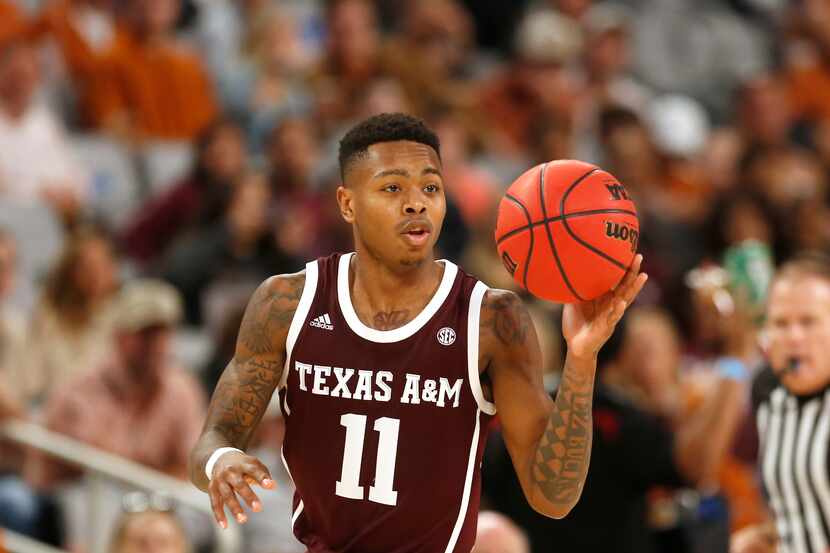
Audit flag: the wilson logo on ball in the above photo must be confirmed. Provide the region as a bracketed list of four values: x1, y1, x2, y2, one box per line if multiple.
[605, 183, 630, 201]
[604, 221, 639, 252]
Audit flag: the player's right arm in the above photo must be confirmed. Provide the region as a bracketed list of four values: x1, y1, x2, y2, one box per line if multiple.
[482, 256, 646, 519]
[189, 271, 305, 528]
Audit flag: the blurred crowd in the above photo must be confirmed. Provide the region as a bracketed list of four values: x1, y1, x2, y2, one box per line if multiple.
[0, 0, 827, 552]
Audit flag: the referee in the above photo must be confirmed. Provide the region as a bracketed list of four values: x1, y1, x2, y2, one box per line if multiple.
[733, 254, 830, 553]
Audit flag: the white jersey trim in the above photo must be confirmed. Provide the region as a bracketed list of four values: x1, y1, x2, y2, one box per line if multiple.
[337, 252, 458, 343]
[281, 261, 319, 389]
[443, 408, 482, 553]
[281, 446, 305, 529]
[468, 282, 496, 415]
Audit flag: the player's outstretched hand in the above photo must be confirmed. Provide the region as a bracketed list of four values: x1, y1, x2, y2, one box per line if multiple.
[208, 451, 275, 529]
[562, 254, 647, 359]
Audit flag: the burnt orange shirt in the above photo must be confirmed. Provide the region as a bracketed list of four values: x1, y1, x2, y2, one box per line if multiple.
[0, 0, 26, 47]
[30, 1, 123, 127]
[94, 31, 217, 140]
[789, 62, 830, 122]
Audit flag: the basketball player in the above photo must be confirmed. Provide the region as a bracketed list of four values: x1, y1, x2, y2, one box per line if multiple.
[189, 113, 647, 552]
[732, 253, 830, 553]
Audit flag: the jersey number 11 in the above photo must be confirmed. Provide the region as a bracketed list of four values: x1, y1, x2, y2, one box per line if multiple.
[336, 413, 400, 506]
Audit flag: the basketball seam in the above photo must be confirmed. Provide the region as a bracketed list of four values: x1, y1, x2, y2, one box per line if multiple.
[495, 208, 638, 245]
[538, 163, 584, 302]
[504, 193, 534, 293]
[559, 169, 628, 271]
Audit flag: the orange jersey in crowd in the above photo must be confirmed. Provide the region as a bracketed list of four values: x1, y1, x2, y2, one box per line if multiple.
[93, 30, 218, 140]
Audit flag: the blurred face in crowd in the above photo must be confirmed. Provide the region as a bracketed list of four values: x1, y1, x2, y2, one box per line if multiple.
[136, 0, 180, 37]
[0, 42, 40, 119]
[0, 234, 15, 301]
[586, 28, 629, 81]
[227, 172, 271, 244]
[405, 0, 472, 77]
[327, 0, 378, 75]
[73, 236, 117, 303]
[268, 118, 318, 186]
[358, 79, 411, 120]
[338, 141, 446, 269]
[723, 197, 772, 247]
[117, 325, 173, 386]
[554, 0, 592, 19]
[114, 512, 188, 553]
[201, 123, 246, 183]
[747, 149, 825, 211]
[253, 11, 305, 73]
[739, 76, 792, 147]
[765, 273, 830, 395]
[618, 309, 681, 394]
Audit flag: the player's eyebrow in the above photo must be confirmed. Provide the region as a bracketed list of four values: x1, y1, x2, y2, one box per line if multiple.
[422, 167, 442, 177]
[373, 168, 410, 179]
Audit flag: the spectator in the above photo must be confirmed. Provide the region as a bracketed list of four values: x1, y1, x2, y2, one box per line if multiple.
[472, 512, 530, 553]
[481, 8, 583, 155]
[242, 7, 312, 149]
[23, 228, 118, 404]
[92, 0, 218, 142]
[0, 1, 26, 47]
[31, 0, 123, 127]
[0, 33, 89, 225]
[29, 279, 205, 487]
[162, 170, 299, 324]
[310, 0, 383, 133]
[383, 0, 478, 115]
[110, 504, 191, 553]
[483, 307, 746, 553]
[121, 118, 247, 266]
[267, 117, 339, 261]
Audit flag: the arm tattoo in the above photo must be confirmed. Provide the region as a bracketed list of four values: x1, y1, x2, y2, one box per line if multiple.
[480, 289, 594, 511]
[238, 278, 302, 354]
[213, 358, 282, 444]
[209, 274, 304, 446]
[533, 366, 593, 506]
[480, 291, 531, 346]
[373, 309, 411, 330]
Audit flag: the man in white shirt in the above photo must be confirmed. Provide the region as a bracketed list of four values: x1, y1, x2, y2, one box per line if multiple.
[0, 36, 88, 223]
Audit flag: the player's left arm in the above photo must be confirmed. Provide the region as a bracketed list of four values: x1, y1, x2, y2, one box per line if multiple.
[483, 255, 647, 519]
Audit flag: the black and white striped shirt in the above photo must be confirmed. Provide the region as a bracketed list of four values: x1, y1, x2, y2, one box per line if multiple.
[753, 367, 830, 553]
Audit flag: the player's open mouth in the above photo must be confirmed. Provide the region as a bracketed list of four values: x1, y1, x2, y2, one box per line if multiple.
[402, 229, 431, 246]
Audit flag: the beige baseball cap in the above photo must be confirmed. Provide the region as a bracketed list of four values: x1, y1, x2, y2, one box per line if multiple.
[114, 279, 183, 331]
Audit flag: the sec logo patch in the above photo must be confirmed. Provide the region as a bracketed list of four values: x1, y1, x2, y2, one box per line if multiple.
[437, 327, 456, 346]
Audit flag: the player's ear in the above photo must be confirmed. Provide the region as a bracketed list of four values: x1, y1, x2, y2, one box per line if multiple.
[337, 185, 355, 223]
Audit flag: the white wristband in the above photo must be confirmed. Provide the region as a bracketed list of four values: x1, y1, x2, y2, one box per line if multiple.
[205, 447, 244, 481]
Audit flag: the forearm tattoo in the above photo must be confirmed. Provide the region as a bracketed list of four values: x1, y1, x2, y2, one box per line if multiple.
[533, 367, 593, 506]
[209, 275, 304, 446]
[481, 290, 593, 510]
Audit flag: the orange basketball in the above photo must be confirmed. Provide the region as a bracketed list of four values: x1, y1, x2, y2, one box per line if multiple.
[494, 160, 639, 303]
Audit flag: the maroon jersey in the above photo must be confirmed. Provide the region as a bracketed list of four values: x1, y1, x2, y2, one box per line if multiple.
[278, 252, 496, 553]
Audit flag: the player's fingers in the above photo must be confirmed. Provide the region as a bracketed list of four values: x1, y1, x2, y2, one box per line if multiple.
[613, 254, 641, 293]
[217, 481, 248, 524]
[208, 484, 228, 529]
[245, 460, 275, 489]
[621, 273, 648, 305]
[228, 472, 263, 512]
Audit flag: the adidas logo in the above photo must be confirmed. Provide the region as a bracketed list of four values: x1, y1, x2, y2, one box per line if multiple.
[310, 313, 334, 330]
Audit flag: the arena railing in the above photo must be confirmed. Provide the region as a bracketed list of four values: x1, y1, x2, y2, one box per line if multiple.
[0, 420, 241, 553]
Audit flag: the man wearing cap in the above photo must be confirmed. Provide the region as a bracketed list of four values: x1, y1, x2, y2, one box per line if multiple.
[28, 279, 206, 486]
